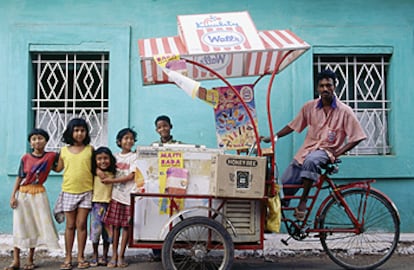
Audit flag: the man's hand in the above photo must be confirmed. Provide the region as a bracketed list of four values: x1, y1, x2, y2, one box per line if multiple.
[261, 136, 271, 143]
[260, 135, 278, 143]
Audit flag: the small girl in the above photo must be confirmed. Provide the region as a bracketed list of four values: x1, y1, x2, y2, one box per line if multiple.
[89, 147, 117, 267]
[6, 128, 60, 270]
[102, 128, 138, 268]
[54, 118, 94, 270]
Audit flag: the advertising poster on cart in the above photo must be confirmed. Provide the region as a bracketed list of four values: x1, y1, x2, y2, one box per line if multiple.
[214, 84, 258, 150]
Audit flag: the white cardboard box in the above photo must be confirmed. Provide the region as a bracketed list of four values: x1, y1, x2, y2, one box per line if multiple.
[177, 11, 264, 54]
[210, 154, 267, 198]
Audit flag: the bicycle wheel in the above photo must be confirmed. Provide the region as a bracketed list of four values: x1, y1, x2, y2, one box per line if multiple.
[162, 216, 234, 270]
[319, 188, 399, 270]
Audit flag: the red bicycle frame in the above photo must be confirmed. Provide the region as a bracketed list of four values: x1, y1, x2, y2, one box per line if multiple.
[281, 172, 377, 235]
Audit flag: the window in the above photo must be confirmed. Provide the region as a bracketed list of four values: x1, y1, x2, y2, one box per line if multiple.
[314, 55, 391, 155]
[32, 53, 109, 151]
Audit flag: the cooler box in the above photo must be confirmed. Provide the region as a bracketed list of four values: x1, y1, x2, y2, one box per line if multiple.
[133, 145, 223, 241]
[210, 154, 267, 198]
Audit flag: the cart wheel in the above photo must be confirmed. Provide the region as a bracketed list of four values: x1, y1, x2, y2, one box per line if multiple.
[162, 216, 234, 270]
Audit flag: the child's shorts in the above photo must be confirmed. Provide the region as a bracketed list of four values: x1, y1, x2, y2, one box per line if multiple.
[61, 191, 92, 211]
[90, 202, 113, 244]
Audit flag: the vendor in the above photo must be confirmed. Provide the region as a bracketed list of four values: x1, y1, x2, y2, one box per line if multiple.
[152, 115, 182, 145]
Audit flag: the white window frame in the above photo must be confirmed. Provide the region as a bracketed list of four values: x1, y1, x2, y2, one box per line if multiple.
[314, 54, 391, 155]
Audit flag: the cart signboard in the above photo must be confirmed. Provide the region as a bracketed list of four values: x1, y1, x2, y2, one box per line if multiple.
[138, 12, 310, 84]
[177, 11, 264, 54]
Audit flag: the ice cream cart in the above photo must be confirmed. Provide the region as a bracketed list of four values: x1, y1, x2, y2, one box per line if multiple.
[131, 11, 310, 270]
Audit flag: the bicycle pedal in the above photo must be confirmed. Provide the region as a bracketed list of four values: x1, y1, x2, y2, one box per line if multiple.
[281, 238, 289, 246]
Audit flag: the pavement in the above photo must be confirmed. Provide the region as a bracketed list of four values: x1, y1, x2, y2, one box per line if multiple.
[1, 233, 414, 269]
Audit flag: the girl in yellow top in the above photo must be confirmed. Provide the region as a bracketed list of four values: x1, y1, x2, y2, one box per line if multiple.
[89, 147, 117, 267]
[55, 118, 94, 270]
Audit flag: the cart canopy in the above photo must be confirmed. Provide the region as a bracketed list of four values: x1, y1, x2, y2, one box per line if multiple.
[138, 11, 310, 85]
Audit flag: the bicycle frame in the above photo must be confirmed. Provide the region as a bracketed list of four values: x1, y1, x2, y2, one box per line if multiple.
[280, 170, 377, 237]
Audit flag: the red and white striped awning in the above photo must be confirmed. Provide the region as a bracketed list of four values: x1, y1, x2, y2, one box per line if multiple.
[138, 28, 310, 85]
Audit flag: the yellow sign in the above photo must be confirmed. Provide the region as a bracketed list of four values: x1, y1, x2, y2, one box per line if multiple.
[158, 151, 185, 214]
[153, 54, 180, 68]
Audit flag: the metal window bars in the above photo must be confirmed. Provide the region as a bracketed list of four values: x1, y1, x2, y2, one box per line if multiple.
[32, 53, 109, 151]
[314, 55, 390, 155]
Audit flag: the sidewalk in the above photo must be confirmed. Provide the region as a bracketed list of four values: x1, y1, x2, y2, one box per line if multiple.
[2, 233, 414, 258]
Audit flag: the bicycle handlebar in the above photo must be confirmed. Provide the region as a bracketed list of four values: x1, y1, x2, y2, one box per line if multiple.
[324, 159, 341, 175]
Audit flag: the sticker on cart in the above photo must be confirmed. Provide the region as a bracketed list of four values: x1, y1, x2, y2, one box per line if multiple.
[158, 151, 185, 214]
[166, 167, 189, 195]
[197, 87, 219, 108]
[236, 171, 251, 189]
[134, 160, 149, 193]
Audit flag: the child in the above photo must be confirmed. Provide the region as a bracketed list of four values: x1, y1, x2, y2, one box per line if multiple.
[5, 128, 60, 270]
[153, 115, 182, 145]
[101, 128, 138, 268]
[152, 115, 182, 261]
[54, 118, 94, 270]
[89, 147, 117, 267]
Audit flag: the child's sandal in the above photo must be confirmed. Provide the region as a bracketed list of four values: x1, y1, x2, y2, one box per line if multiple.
[59, 262, 72, 270]
[77, 261, 89, 269]
[107, 261, 117, 268]
[98, 257, 107, 266]
[23, 264, 35, 270]
[89, 259, 98, 267]
[4, 265, 20, 270]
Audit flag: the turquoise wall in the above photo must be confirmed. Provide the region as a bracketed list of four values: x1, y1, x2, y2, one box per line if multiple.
[1, 0, 414, 234]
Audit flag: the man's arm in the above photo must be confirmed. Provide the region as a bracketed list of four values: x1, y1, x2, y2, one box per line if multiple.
[333, 106, 367, 158]
[276, 125, 294, 138]
[333, 138, 365, 159]
[262, 125, 294, 143]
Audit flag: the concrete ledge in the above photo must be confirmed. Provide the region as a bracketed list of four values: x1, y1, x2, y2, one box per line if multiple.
[1, 233, 414, 257]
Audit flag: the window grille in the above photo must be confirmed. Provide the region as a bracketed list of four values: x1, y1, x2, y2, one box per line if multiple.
[32, 53, 109, 151]
[314, 55, 391, 155]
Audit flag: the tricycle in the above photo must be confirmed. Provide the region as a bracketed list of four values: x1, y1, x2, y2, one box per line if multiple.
[131, 11, 399, 270]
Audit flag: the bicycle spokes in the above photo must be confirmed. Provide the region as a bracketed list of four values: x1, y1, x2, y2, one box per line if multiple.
[319, 188, 399, 270]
